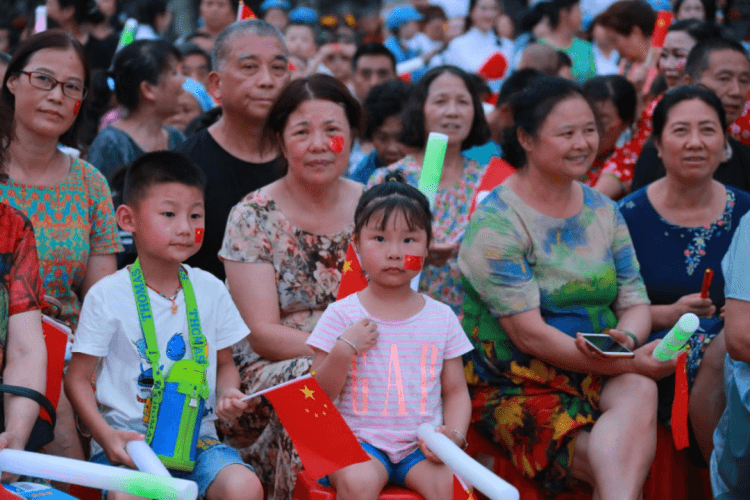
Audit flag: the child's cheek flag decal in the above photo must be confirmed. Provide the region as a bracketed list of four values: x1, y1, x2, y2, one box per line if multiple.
[195, 228, 204, 244]
[404, 255, 423, 271]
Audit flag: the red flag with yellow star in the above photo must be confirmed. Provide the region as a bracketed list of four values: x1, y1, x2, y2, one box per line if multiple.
[453, 475, 476, 500]
[651, 11, 674, 48]
[263, 375, 370, 478]
[336, 242, 368, 301]
[236, 0, 256, 21]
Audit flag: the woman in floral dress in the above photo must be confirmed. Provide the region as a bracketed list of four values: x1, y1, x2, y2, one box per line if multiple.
[368, 65, 491, 315]
[619, 86, 750, 464]
[217, 74, 363, 500]
[458, 77, 674, 498]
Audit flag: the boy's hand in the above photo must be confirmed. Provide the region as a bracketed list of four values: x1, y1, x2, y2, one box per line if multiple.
[101, 430, 145, 469]
[341, 318, 378, 354]
[216, 388, 248, 422]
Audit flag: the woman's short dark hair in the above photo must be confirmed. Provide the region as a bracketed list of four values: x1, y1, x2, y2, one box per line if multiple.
[1, 29, 91, 160]
[598, 0, 656, 37]
[399, 65, 491, 151]
[547, 0, 580, 30]
[582, 75, 637, 125]
[364, 80, 411, 141]
[109, 39, 181, 111]
[668, 19, 724, 40]
[651, 85, 726, 142]
[502, 76, 592, 168]
[674, 0, 716, 23]
[264, 73, 364, 174]
[58, 0, 106, 25]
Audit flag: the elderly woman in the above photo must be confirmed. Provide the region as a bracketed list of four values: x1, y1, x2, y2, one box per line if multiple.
[87, 39, 186, 179]
[0, 116, 47, 459]
[0, 30, 121, 459]
[619, 86, 750, 463]
[368, 65, 491, 315]
[218, 74, 363, 500]
[458, 77, 675, 498]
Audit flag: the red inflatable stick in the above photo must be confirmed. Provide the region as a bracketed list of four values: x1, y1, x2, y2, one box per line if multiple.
[404, 255, 423, 271]
[700, 268, 714, 299]
[195, 228, 204, 244]
[329, 135, 345, 154]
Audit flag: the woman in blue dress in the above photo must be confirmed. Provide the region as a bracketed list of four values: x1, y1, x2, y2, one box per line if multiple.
[619, 86, 750, 463]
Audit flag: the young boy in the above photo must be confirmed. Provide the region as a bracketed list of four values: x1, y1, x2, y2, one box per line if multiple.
[65, 151, 261, 500]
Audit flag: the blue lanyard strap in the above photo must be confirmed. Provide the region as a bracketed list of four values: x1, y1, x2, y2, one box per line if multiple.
[129, 259, 207, 443]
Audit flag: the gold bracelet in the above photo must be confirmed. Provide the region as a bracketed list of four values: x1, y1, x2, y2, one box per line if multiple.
[449, 428, 469, 450]
[336, 335, 359, 355]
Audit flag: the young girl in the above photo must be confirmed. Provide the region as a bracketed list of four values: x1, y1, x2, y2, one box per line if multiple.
[306, 178, 473, 500]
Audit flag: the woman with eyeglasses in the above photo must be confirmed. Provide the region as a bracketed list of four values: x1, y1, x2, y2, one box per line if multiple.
[0, 30, 122, 460]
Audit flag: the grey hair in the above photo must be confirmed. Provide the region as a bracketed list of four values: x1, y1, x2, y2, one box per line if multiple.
[212, 19, 287, 71]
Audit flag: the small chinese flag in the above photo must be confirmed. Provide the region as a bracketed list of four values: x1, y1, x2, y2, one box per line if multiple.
[263, 375, 370, 478]
[404, 255, 423, 271]
[453, 475, 476, 500]
[671, 351, 690, 450]
[195, 227, 204, 243]
[651, 11, 674, 48]
[477, 52, 508, 80]
[237, 0, 256, 21]
[336, 242, 368, 300]
[468, 156, 515, 217]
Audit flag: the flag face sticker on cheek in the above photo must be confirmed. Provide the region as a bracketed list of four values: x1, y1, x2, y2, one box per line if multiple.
[329, 136, 345, 154]
[74, 100, 82, 115]
[404, 255, 423, 271]
[195, 228, 204, 243]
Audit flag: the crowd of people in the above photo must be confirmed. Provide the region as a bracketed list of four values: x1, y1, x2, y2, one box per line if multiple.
[2, 0, 750, 499]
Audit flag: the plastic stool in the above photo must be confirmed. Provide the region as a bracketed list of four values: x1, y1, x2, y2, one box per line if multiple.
[292, 471, 425, 500]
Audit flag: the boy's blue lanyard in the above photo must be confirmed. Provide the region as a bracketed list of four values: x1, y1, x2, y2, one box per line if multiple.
[128, 258, 208, 443]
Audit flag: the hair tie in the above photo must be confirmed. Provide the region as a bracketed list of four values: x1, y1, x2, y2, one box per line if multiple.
[107, 76, 116, 91]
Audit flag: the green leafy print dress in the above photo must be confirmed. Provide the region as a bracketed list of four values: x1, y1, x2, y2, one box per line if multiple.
[457, 183, 649, 494]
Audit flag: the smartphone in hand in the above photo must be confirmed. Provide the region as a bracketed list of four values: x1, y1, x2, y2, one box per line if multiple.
[581, 333, 635, 358]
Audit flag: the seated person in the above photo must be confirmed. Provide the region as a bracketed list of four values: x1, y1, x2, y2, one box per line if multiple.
[632, 38, 750, 192]
[711, 211, 750, 500]
[0, 202, 46, 455]
[348, 80, 411, 184]
[65, 151, 262, 500]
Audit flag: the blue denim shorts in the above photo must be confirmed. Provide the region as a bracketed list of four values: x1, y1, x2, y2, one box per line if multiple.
[318, 441, 426, 487]
[90, 436, 253, 499]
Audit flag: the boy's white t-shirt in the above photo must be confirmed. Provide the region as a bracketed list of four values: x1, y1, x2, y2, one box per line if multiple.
[306, 293, 473, 463]
[72, 265, 249, 456]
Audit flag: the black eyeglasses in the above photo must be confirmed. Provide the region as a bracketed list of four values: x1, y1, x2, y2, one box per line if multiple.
[20, 71, 88, 100]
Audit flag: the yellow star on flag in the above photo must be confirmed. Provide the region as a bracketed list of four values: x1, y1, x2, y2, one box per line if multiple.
[342, 260, 352, 274]
[300, 385, 316, 400]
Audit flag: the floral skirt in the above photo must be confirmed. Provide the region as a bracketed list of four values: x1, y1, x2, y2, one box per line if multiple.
[215, 338, 312, 500]
[470, 360, 603, 495]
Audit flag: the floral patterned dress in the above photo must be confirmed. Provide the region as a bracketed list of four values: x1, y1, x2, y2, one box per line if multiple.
[217, 189, 351, 500]
[367, 155, 487, 315]
[457, 184, 649, 494]
[619, 186, 750, 395]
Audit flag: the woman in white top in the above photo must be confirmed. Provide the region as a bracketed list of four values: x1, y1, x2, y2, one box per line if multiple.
[440, 0, 514, 91]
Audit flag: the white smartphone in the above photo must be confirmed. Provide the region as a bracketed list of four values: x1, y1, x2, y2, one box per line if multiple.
[581, 333, 635, 357]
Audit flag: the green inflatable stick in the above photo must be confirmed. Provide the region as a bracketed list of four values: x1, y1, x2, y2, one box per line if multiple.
[418, 132, 448, 208]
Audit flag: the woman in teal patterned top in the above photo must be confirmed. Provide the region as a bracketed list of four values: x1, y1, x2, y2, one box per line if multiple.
[458, 77, 675, 497]
[368, 65, 491, 315]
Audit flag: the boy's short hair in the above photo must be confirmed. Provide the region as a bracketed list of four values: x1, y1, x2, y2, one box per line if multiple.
[123, 151, 207, 206]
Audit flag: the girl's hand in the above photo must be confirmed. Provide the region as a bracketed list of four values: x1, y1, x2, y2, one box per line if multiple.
[720, 305, 726, 320]
[216, 388, 249, 422]
[341, 318, 378, 354]
[101, 429, 145, 469]
[632, 340, 679, 380]
[675, 293, 716, 319]
[426, 242, 458, 267]
[0, 431, 23, 482]
[417, 438, 443, 464]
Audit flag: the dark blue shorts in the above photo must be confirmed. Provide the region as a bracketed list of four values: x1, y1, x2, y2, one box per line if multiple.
[318, 442, 426, 487]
